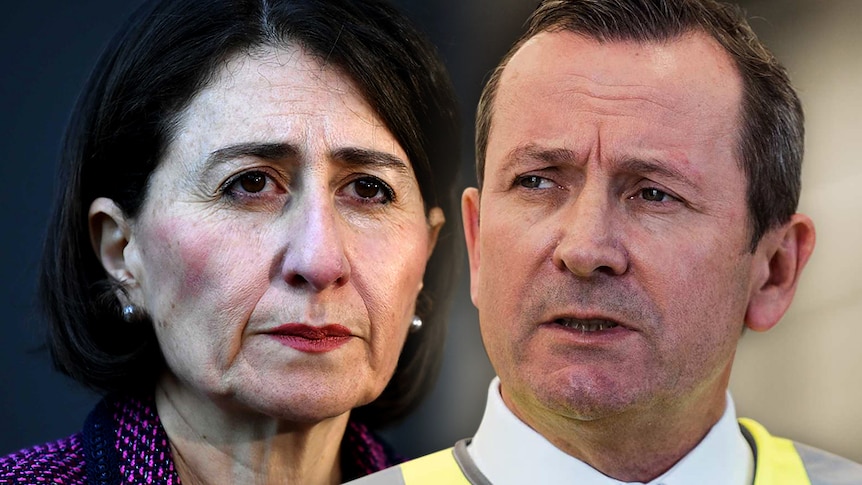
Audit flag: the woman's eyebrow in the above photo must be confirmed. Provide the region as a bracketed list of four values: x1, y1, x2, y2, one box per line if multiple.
[202, 143, 409, 175]
[203, 142, 300, 174]
[332, 147, 410, 175]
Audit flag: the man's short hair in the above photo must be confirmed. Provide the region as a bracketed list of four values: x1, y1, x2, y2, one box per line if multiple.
[476, 0, 803, 250]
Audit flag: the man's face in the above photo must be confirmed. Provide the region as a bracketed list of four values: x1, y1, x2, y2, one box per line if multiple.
[465, 31, 757, 424]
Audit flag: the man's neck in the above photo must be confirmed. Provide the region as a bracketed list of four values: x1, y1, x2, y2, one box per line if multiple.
[502, 384, 728, 482]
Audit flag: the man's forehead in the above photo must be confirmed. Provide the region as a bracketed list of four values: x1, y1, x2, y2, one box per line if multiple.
[499, 29, 742, 116]
[480, 28, 745, 195]
[487, 30, 743, 160]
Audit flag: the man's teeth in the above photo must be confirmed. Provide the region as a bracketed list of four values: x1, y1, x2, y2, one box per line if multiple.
[556, 319, 618, 332]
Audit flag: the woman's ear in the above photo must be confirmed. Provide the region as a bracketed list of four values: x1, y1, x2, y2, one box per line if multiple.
[425, 206, 446, 260]
[744, 213, 816, 332]
[88, 197, 137, 287]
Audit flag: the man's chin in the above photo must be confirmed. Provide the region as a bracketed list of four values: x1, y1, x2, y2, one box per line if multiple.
[521, 372, 652, 423]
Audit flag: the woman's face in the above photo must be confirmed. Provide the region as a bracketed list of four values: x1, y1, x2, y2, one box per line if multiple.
[115, 46, 442, 421]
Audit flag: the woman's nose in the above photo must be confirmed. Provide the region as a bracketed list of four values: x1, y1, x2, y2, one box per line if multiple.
[280, 197, 351, 291]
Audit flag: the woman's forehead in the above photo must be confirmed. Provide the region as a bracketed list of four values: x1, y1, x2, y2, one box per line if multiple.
[158, 45, 410, 178]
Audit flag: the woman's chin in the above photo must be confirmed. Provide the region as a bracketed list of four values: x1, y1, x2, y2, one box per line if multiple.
[226, 379, 382, 424]
[235, 390, 374, 425]
[157, 370, 380, 427]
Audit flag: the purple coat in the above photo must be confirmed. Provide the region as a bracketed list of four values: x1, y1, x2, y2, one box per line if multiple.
[1, 394, 402, 484]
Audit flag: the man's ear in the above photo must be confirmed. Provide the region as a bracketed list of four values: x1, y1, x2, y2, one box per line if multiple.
[745, 213, 816, 332]
[462, 187, 481, 307]
[88, 197, 137, 288]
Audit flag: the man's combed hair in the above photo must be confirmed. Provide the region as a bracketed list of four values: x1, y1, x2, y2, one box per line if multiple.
[40, 0, 460, 428]
[476, 0, 804, 250]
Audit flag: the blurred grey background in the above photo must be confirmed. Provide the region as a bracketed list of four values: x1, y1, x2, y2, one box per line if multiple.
[1, 0, 859, 464]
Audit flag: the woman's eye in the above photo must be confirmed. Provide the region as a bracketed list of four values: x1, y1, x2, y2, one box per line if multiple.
[345, 176, 395, 204]
[223, 170, 283, 199]
[236, 172, 267, 193]
[355, 178, 382, 198]
[517, 175, 554, 189]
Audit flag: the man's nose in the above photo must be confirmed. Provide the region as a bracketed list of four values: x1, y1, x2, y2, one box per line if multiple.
[279, 195, 351, 291]
[552, 186, 628, 278]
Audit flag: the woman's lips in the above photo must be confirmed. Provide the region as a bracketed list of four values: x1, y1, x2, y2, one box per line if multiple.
[269, 323, 352, 353]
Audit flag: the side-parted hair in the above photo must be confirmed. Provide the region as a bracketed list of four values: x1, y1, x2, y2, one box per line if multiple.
[40, 0, 460, 428]
[476, 0, 803, 250]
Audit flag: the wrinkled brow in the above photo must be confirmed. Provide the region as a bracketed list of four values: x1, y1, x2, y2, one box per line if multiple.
[203, 142, 299, 175]
[505, 144, 578, 165]
[332, 147, 410, 174]
[617, 158, 698, 189]
[202, 143, 410, 176]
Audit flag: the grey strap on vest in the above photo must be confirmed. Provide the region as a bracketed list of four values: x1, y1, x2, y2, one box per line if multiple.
[452, 439, 494, 485]
[344, 466, 405, 485]
[343, 440, 493, 485]
[794, 442, 862, 485]
[741, 422, 862, 485]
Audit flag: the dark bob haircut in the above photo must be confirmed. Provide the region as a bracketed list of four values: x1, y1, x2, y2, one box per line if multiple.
[40, 0, 460, 428]
[476, 0, 804, 251]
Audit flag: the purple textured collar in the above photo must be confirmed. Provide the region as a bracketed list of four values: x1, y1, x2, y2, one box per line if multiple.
[2, 393, 401, 484]
[84, 394, 402, 484]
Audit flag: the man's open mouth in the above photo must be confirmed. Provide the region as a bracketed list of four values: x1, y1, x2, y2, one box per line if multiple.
[553, 318, 620, 332]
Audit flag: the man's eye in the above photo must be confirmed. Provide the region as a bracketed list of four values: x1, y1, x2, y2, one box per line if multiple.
[344, 176, 395, 204]
[639, 188, 672, 202]
[517, 175, 553, 189]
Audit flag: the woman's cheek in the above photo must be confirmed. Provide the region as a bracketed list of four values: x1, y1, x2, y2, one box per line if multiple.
[143, 217, 267, 321]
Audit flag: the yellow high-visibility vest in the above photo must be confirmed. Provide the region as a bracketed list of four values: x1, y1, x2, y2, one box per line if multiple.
[348, 418, 822, 485]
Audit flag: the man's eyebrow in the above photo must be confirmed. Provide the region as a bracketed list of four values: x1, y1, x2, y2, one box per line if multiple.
[204, 142, 299, 173]
[332, 147, 410, 175]
[506, 144, 578, 165]
[618, 158, 698, 188]
[503, 145, 699, 188]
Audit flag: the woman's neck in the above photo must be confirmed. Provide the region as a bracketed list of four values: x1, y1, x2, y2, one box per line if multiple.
[154, 378, 351, 485]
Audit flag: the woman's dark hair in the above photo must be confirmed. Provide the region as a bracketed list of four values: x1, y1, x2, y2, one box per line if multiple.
[40, 0, 460, 428]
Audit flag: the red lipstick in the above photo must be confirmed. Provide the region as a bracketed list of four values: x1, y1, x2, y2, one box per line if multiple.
[269, 323, 352, 353]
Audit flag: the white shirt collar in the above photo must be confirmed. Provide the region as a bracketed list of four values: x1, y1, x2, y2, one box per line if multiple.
[467, 378, 754, 485]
